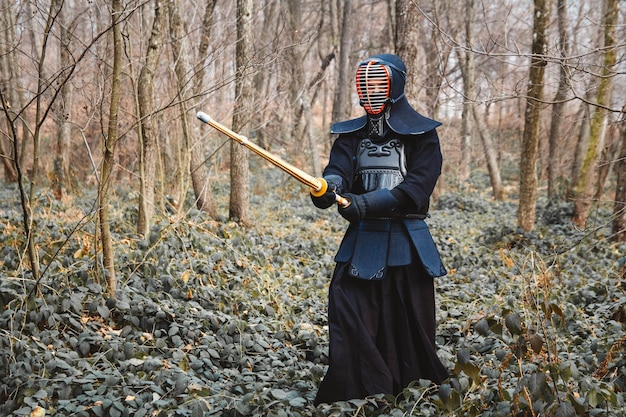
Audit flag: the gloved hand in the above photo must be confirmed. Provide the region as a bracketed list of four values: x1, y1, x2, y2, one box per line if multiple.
[311, 175, 344, 209]
[338, 188, 398, 223]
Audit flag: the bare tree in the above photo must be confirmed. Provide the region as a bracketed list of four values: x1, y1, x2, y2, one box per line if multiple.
[572, 0, 619, 228]
[595, 123, 621, 201]
[458, 0, 475, 189]
[0, 91, 39, 278]
[419, 0, 454, 121]
[137, 0, 167, 236]
[284, 0, 323, 177]
[7, 0, 68, 281]
[99, 0, 123, 297]
[303, 54, 336, 177]
[286, 0, 306, 147]
[547, 0, 571, 199]
[396, 0, 420, 99]
[331, 0, 355, 124]
[568, 103, 591, 199]
[612, 112, 626, 242]
[416, 0, 456, 200]
[517, 0, 552, 232]
[52, 0, 74, 199]
[168, 0, 200, 215]
[0, 0, 18, 182]
[188, 0, 218, 217]
[230, 0, 253, 225]
[472, 105, 504, 200]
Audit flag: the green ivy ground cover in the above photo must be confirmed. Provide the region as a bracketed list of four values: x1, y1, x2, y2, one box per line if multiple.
[0, 176, 624, 416]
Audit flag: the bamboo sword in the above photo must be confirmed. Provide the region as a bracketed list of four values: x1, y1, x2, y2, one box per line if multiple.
[197, 111, 349, 207]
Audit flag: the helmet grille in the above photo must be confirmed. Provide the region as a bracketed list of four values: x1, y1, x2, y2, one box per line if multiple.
[356, 61, 392, 115]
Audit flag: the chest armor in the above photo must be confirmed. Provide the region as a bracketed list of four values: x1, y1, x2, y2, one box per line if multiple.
[355, 137, 406, 193]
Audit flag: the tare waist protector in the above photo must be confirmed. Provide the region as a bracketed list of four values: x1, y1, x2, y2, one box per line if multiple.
[334, 218, 447, 280]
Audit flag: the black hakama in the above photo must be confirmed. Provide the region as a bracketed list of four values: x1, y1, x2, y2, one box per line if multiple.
[314, 261, 448, 405]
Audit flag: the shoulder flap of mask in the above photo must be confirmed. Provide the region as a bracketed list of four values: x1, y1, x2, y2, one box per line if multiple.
[387, 96, 442, 135]
[330, 116, 367, 134]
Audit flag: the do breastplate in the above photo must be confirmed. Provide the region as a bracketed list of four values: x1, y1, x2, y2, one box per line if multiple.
[355, 137, 406, 192]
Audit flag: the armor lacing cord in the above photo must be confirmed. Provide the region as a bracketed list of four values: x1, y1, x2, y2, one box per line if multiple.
[368, 117, 387, 140]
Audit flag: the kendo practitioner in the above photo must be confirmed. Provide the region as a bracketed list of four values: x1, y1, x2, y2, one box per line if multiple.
[311, 53, 449, 405]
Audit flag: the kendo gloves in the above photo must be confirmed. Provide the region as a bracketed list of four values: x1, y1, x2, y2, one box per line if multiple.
[311, 175, 344, 209]
[311, 175, 406, 223]
[338, 188, 399, 223]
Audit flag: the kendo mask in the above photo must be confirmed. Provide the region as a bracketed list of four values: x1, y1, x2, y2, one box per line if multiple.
[331, 53, 441, 137]
[356, 54, 407, 140]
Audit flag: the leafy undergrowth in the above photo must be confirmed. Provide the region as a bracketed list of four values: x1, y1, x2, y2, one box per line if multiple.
[1, 175, 625, 416]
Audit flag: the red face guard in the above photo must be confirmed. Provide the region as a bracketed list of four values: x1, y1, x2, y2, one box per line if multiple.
[356, 60, 392, 115]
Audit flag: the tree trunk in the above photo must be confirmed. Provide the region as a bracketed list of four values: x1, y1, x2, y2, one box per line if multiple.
[230, 0, 253, 225]
[303, 93, 321, 177]
[0, 126, 16, 181]
[421, 1, 451, 121]
[53, 2, 73, 200]
[612, 118, 626, 242]
[308, 53, 336, 169]
[19, 0, 44, 171]
[168, 0, 193, 215]
[458, 0, 475, 189]
[19, 0, 61, 280]
[331, 0, 354, 124]
[100, 0, 123, 298]
[567, 103, 590, 199]
[595, 126, 619, 201]
[572, 0, 618, 228]
[137, 0, 167, 236]
[189, 0, 218, 216]
[0, 0, 18, 182]
[472, 105, 504, 200]
[28, 0, 59, 208]
[0, 87, 38, 279]
[386, 0, 396, 52]
[397, 0, 449, 201]
[547, 0, 570, 199]
[517, 0, 552, 232]
[286, 0, 305, 151]
[395, 0, 420, 104]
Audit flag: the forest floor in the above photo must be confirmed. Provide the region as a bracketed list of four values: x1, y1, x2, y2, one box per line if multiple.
[1, 170, 625, 416]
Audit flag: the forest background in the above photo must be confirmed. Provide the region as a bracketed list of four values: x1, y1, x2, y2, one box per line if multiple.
[1, 0, 626, 416]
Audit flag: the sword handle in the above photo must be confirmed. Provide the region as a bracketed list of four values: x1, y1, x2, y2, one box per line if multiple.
[335, 194, 351, 208]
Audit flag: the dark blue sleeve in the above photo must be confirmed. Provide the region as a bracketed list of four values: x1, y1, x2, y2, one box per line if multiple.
[322, 134, 359, 191]
[394, 129, 443, 213]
